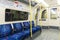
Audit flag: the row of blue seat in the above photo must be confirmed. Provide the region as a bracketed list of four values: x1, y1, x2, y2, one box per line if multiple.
[0, 21, 41, 40]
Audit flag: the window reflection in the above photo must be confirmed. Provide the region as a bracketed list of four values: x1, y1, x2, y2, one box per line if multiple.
[5, 9, 29, 22]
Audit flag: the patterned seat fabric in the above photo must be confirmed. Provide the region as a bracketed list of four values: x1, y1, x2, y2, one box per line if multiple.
[0, 24, 12, 37]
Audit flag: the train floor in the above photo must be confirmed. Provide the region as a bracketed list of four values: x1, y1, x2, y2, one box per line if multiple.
[34, 29, 59, 40]
[25, 29, 59, 40]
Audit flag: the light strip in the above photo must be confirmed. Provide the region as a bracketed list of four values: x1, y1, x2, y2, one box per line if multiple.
[57, 0, 60, 5]
[32, 0, 49, 7]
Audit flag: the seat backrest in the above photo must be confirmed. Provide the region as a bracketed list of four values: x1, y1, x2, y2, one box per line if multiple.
[23, 21, 35, 28]
[0, 24, 12, 37]
[32, 21, 35, 27]
[23, 22, 30, 29]
[13, 23, 23, 32]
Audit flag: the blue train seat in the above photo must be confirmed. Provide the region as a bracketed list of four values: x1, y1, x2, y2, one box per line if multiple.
[23, 21, 41, 33]
[0, 32, 24, 40]
[0, 23, 30, 40]
[32, 21, 41, 30]
[7, 32, 24, 40]
[0, 24, 25, 40]
[0, 21, 41, 40]
[13, 23, 30, 38]
[0, 24, 12, 37]
[13, 23, 23, 33]
[23, 22, 30, 30]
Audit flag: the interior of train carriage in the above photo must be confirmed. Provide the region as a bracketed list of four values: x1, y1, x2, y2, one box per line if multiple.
[0, 0, 60, 40]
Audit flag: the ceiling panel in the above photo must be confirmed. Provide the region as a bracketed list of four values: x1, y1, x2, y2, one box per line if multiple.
[44, 0, 57, 7]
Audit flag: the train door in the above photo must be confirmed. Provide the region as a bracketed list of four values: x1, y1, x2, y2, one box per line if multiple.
[57, 6, 60, 27]
[49, 7, 59, 27]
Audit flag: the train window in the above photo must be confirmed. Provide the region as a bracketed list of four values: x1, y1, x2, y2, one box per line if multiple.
[5, 9, 29, 22]
[41, 9, 47, 21]
[50, 8, 57, 19]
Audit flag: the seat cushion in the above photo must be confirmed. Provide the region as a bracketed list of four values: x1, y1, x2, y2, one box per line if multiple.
[32, 26, 41, 33]
[0, 24, 12, 37]
[0, 32, 24, 40]
[13, 23, 23, 32]
[9, 30, 30, 40]
[8, 33, 24, 40]
[23, 30, 30, 36]
[35, 26, 41, 30]
[24, 27, 41, 34]
[32, 27, 38, 33]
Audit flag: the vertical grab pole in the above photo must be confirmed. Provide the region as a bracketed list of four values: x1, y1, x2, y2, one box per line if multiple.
[29, 0, 32, 37]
